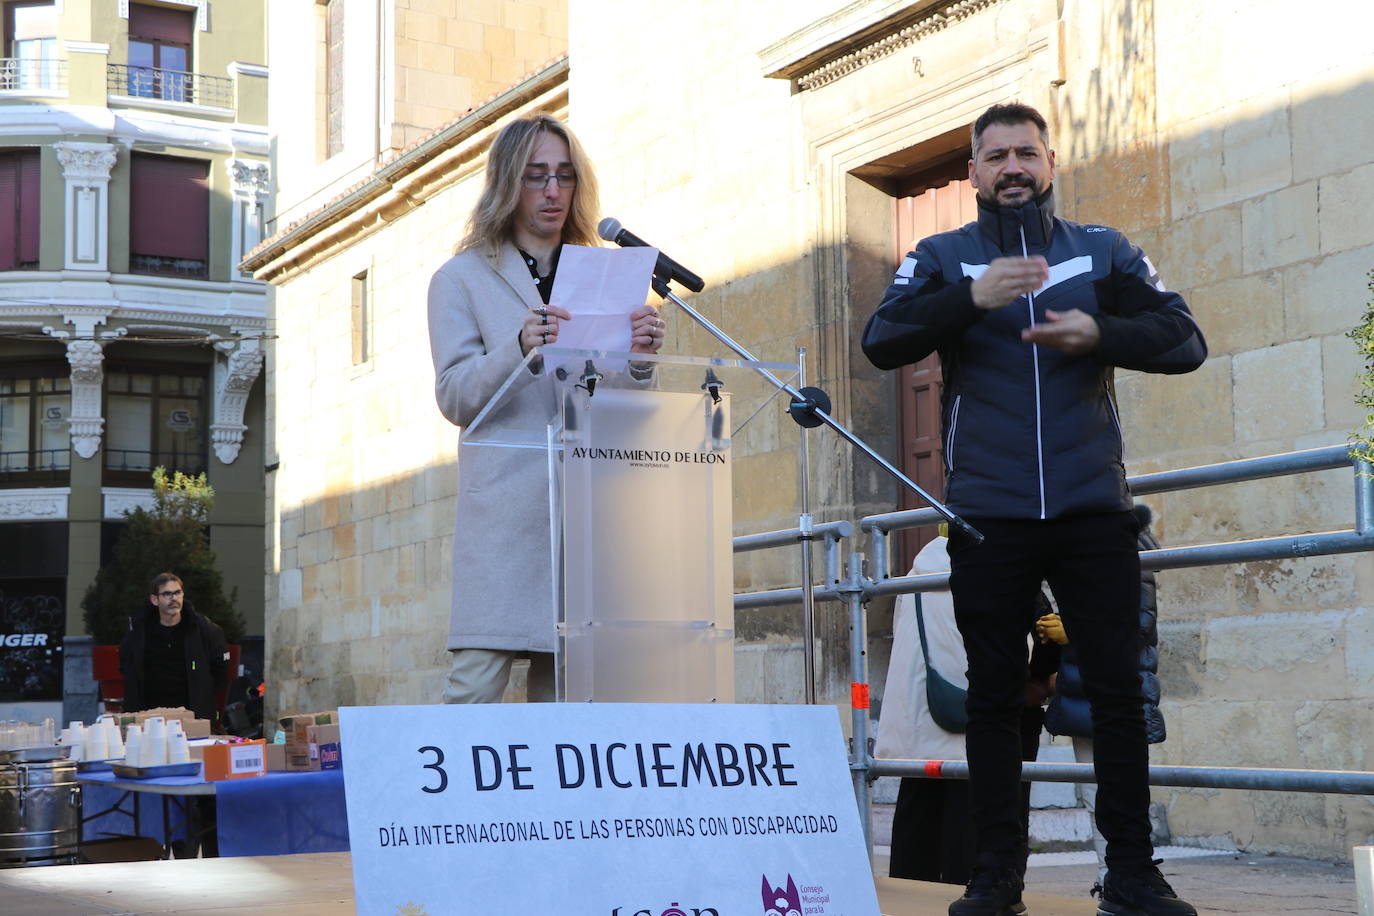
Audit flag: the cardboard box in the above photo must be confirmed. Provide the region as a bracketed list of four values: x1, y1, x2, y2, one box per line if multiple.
[265, 743, 287, 772]
[279, 711, 336, 771]
[306, 723, 342, 771]
[201, 739, 267, 781]
[118, 707, 211, 739]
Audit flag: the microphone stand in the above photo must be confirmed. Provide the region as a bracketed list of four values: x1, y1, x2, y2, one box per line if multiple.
[649, 276, 979, 543]
[647, 274, 983, 703]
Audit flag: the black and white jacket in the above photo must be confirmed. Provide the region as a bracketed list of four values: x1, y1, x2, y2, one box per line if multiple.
[863, 187, 1207, 520]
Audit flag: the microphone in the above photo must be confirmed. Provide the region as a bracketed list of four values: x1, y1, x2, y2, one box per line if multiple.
[579, 359, 603, 397]
[597, 217, 705, 293]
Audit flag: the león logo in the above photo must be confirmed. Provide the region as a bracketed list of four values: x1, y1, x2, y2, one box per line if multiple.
[610, 903, 718, 915]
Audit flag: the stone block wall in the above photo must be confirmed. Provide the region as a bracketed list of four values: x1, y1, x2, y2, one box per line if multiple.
[267, 169, 485, 716]
[393, 0, 567, 148]
[1053, 0, 1374, 857]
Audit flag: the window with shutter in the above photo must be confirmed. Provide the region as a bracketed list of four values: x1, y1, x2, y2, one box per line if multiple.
[0, 148, 40, 271]
[129, 153, 210, 279]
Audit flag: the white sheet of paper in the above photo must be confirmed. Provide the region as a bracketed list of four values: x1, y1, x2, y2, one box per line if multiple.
[549, 244, 659, 353]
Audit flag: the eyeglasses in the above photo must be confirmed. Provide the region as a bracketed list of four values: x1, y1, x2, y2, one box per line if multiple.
[522, 170, 577, 190]
[157, 589, 183, 599]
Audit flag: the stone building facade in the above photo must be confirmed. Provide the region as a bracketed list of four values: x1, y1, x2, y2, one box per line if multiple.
[0, 0, 269, 723]
[249, 0, 1374, 859]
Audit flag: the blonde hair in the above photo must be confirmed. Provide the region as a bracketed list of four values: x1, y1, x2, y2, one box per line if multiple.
[457, 113, 602, 253]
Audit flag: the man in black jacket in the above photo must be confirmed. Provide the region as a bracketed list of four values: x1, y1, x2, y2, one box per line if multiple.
[119, 572, 229, 725]
[863, 103, 1205, 916]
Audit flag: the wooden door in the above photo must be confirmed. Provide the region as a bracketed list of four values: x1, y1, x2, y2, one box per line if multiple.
[893, 179, 976, 570]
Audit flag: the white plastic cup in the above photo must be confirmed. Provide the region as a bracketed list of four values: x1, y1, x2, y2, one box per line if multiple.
[122, 723, 142, 765]
[83, 724, 108, 762]
[104, 719, 125, 760]
[140, 717, 166, 767]
[167, 721, 190, 765]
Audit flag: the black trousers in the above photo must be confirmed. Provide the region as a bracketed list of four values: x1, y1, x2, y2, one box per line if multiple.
[948, 511, 1152, 872]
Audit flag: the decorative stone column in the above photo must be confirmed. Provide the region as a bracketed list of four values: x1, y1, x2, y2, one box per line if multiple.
[227, 159, 271, 278]
[42, 312, 126, 459]
[210, 335, 265, 464]
[53, 142, 117, 271]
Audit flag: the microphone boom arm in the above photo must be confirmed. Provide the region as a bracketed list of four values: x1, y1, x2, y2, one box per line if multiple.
[646, 275, 983, 544]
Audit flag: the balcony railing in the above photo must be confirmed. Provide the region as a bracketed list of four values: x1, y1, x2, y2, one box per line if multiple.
[107, 63, 233, 109]
[0, 58, 67, 93]
[104, 448, 206, 476]
[0, 448, 70, 485]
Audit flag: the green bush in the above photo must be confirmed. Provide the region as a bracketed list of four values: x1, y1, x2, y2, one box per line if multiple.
[81, 467, 245, 645]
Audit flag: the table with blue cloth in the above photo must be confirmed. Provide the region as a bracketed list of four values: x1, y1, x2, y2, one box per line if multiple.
[79, 769, 350, 857]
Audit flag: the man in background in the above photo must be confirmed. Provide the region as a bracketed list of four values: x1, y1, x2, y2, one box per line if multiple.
[120, 572, 229, 725]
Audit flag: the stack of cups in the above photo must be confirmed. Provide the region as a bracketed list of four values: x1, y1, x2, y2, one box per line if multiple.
[83, 722, 109, 762]
[139, 717, 167, 767]
[167, 720, 191, 764]
[103, 717, 125, 761]
[123, 723, 143, 767]
[61, 722, 84, 760]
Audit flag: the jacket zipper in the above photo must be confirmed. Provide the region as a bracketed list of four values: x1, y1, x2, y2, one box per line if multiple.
[1019, 224, 1047, 519]
[1106, 383, 1124, 450]
[945, 394, 961, 473]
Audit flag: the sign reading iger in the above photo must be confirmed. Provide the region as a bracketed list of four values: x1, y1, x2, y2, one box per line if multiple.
[341, 704, 881, 915]
[0, 584, 64, 702]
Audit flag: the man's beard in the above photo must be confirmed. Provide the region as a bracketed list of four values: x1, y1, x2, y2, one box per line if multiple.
[978, 176, 1041, 207]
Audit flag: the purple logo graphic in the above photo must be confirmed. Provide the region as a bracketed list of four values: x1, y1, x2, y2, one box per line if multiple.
[660, 905, 687, 916]
[761, 874, 802, 916]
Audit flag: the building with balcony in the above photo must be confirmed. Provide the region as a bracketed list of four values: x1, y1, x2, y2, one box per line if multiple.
[0, 0, 268, 723]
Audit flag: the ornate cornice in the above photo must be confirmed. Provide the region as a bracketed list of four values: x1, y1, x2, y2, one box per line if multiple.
[0, 489, 70, 522]
[784, 0, 1005, 91]
[53, 141, 117, 184]
[227, 159, 271, 197]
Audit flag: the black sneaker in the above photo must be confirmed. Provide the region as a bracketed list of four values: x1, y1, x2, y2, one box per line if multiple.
[948, 866, 1028, 916]
[1096, 861, 1197, 916]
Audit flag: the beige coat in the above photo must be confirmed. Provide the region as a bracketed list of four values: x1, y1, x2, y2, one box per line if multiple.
[427, 241, 558, 653]
[874, 537, 967, 761]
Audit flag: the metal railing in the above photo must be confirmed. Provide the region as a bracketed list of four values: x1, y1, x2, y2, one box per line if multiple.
[731, 444, 1374, 853]
[0, 448, 70, 484]
[107, 63, 233, 109]
[0, 57, 66, 92]
[103, 448, 205, 476]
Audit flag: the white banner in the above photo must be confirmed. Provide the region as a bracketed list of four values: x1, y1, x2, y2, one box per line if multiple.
[341, 703, 880, 916]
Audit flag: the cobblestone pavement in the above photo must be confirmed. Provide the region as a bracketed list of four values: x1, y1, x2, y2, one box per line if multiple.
[1022, 851, 1358, 916]
[872, 845, 1360, 915]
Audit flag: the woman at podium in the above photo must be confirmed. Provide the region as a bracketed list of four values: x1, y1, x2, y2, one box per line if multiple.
[426, 113, 665, 703]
